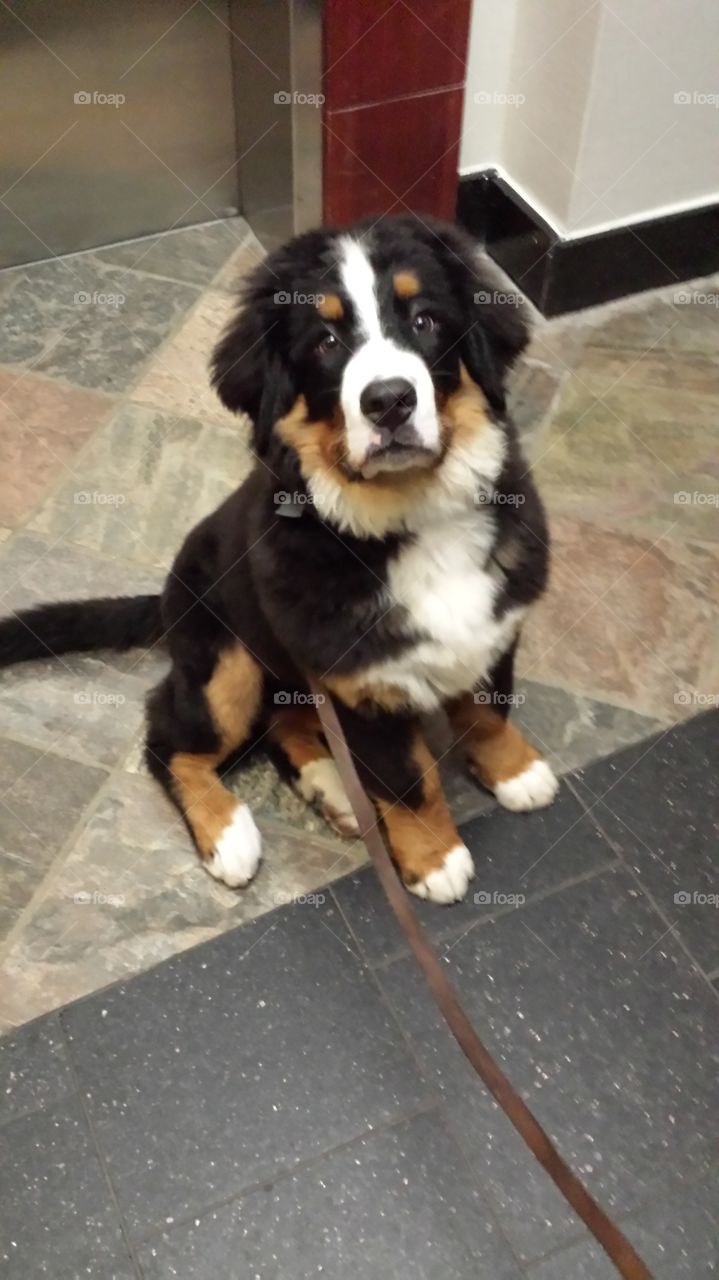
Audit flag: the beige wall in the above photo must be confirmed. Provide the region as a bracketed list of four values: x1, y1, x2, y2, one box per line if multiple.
[460, 0, 719, 237]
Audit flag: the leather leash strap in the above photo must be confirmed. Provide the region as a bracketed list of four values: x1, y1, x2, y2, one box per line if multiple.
[309, 676, 653, 1280]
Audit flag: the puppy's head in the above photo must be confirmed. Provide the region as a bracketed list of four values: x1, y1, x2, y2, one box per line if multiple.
[212, 215, 529, 499]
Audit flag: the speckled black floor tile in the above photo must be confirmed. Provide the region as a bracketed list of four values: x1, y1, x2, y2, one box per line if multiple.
[528, 1166, 719, 1278]
[332, 779, 617, 965]
[62, 899, 430, 1238]
[376, 866, 719, 1264]
[0, 1013, 73, 1124]
[0, 1095, 134, 1279]
[572, 711, 719, 974]
[138, 1110, 522, 1280]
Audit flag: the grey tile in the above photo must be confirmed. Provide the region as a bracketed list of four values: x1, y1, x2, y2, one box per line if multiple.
[28, 403, 251, 569]
[0, 1096, 132, 1279]
[574, 711, 719, 974]
[513, 679, 669, 776]
[0, 532, 163, 615]
[0, 772, 365, 1030]
[0, 652, 151, 769]
[0, 254, 198, 392]
[333, 780, 616, 966]
[62, 899, 430, 1236]
[93, 218, 250, 286]
[528, 1167, 719, 1278]
[0, 736, 107, 937]
[139, 1110, 523, 1280]
[0, 1014, 73, 1123]
[377, 867, 719, 1263]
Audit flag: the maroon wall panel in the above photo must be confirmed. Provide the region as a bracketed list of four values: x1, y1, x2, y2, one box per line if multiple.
[322, 0, 472, 225]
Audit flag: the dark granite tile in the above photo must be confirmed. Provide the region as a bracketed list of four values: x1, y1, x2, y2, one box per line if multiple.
[139, 1110, 523, 1280]
[333, 780, 616, 966]
[573, 711, 719, 974]
[377, 867, 719, 1263]
[93, 218, 249, 286]
[528, 1166, 719, 1278]
[0, 1013, 73, 1123]
[0, 254, 198, 393]
[62, 899, 430, 1237]
[0, 1096, 132, 1279]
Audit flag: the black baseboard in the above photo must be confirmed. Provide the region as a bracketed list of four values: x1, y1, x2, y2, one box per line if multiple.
[457, 170, 719, 317]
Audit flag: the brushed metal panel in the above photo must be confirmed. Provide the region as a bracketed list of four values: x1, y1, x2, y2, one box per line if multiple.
[0, 0, 239, 267]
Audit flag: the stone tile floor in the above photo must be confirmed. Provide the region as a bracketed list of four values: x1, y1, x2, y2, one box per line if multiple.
[0, 217, 717, 1034]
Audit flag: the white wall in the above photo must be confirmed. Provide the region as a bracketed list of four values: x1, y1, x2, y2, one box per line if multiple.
[460, 0, 719, 238]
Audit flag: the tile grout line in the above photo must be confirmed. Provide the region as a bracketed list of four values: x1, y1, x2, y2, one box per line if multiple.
[329, 884, 530, 1275]
[56, 1014, 146, 1280]
[117, 1097, 443, 1253]
[564, 771, 719, 1002]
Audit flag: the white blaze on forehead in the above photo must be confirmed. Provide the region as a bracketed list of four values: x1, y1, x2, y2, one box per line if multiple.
[334, 234, 441, 471]
[337, 235, 383, 339]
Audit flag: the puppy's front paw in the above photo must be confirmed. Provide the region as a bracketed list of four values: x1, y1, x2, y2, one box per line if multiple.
[205, 804, 262, 888]
[295, 758, 360, 837]
[407, 843, 475, 905]
[493, 759, 559, 812]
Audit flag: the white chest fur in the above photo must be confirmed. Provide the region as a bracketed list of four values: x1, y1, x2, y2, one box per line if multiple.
[362, 512, 525, 711]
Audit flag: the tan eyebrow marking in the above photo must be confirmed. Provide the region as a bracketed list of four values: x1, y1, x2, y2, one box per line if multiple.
[317, 293, 344, 320]
[393, 270, 421, 298]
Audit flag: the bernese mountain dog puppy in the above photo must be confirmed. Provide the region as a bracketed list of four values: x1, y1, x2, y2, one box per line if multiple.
[0, 214, 558, 904]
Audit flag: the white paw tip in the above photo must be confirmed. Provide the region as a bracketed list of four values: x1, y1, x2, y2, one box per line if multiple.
[296, 758, 360, 836]
[206, 805, 262, 888]
[494, 759, 559, 812]
[408, 843, 475, 905]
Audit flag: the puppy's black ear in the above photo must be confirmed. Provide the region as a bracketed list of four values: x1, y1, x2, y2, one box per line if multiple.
[211, 289, 297, 456]
[426, 219, 531, 415]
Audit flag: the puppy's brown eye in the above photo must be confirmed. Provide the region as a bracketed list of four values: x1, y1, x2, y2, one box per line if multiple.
[412, 312, 436, 334]
[316, 332, 338, 355]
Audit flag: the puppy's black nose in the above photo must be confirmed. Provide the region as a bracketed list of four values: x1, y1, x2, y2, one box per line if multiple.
[360, 377, 417, 428]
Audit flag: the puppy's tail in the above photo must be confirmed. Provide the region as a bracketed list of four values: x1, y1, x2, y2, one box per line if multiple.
[0, 594, 163, 667]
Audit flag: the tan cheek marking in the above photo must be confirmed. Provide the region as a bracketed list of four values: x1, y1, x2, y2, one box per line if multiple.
[276, 399, 347, 476]
[449, 698, 539, 787]
[439, 363, 491, 447]
[393, 270, 421, 298]
[317, 293, 343, 320]
[374, 737, 461, 886]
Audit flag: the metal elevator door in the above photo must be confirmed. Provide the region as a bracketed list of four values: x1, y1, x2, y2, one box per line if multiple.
[0, 0, 240, 268]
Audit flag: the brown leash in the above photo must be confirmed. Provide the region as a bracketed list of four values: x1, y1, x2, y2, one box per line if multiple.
[309, 677, 653, 1280]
